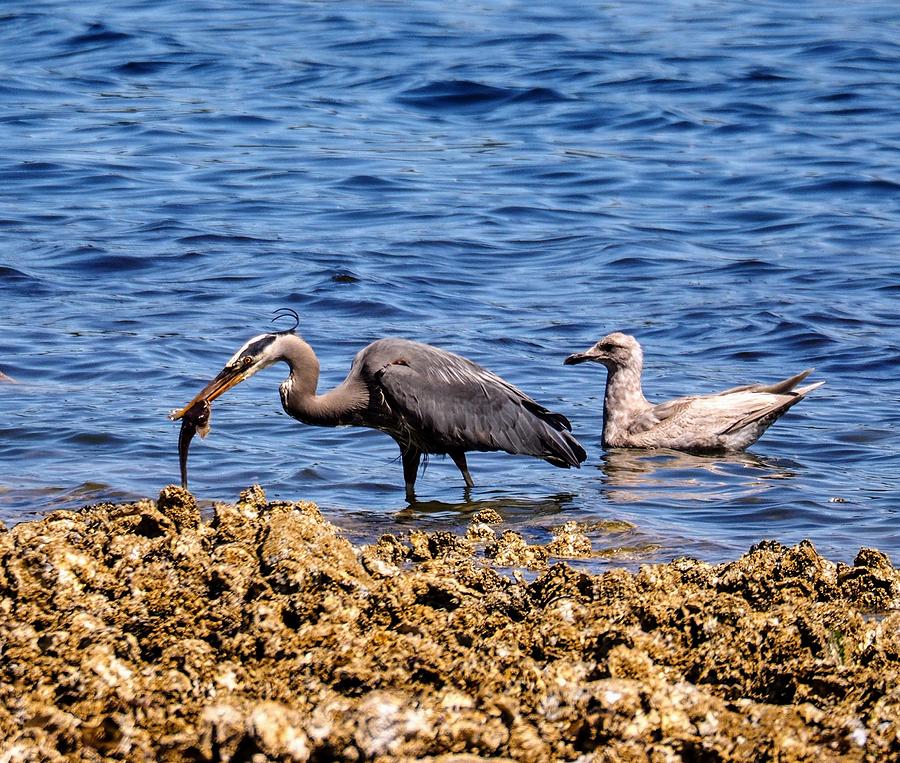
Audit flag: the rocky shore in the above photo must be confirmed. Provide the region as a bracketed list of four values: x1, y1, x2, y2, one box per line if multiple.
[1, 486, 898, 761]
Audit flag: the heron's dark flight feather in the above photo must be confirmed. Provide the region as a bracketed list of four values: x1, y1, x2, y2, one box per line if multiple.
[358, 339, 585, 468]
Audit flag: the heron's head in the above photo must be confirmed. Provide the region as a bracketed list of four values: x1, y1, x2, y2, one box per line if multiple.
[564, 332, 643, 371]
[170, 309, 302, 421]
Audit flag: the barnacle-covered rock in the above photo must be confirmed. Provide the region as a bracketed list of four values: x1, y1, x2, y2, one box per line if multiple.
[0, 486, 898, 761]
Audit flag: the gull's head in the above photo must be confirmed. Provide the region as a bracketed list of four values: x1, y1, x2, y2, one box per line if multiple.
[564, 332, 643, 371]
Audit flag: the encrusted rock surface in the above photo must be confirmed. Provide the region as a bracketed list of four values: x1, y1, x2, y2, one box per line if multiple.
[1, 486, 899, 761]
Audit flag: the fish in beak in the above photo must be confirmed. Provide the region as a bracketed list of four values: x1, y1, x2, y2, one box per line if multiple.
[169, 356, 257, 490]
[168, 356, 256, 421]
[168, 332, 283, 490]
[177, 398, 210, 489]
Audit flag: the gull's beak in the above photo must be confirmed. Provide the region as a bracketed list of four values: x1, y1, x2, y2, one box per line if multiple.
[169, 362, 253, 421]
[564, 351, 595, 365]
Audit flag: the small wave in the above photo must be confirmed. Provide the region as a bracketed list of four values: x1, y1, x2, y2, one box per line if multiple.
[66, 252, 151, 274]
[0, 265, 32, 279]
[742, 67, 794, 82]
[396, 80, 566, 114]
[115, 60, 178, 75]
[177, 233, 278, 245]
[193, 113, 277, 126]
[66, 24, 131, 47]
[717, 258, 787, 276]
[792, 177, 900, 195]
[334, 175, 409, 190]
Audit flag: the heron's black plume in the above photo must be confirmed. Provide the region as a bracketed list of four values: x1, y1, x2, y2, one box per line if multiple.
[271, 307, 300, 333]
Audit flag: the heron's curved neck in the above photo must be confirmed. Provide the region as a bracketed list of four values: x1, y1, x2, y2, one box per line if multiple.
[279, 335, 368, 426]
[602, 359, 649, 442]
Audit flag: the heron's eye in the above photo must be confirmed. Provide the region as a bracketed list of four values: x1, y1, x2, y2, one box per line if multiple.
[242, 357, 253, 367]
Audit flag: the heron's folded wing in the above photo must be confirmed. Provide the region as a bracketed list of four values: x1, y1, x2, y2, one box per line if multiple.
[374, 348, 583, 464]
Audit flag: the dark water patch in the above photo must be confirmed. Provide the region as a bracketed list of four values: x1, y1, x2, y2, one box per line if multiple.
[724, 209, 791, 224]
[0, 82, 68, 100]
[0, 265, 39, 283]
[396, 80, 567, 114]
[481, 32, 569, 47]
[193, 113, 278, 126]
[133, 219, 196, 235]
[716, 258, 789, 276]
[815, 106, 887, 118]
[395, 239, 500, 255]
[813, 91, 864, 103]
[792, 177, 900, 196]
[177, 233, 279, 245]
[62, 432, 131, 447]
[325, 35, 412, 55]
[835, 428, 895, 445]
[307, 296, 418, 320]
[115, 60, 180, 75]
[0, 160, 67, 176]
[66, 23, 131, 46]
[334, 175, 413, 191]
[63, 253, 150, 274]
[742, 66, 793, 82]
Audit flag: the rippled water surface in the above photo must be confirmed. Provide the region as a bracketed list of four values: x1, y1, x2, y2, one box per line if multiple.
[2, 0, 900, 567]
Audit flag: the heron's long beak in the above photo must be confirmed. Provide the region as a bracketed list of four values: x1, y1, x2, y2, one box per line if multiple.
[168, 363, 253, 421]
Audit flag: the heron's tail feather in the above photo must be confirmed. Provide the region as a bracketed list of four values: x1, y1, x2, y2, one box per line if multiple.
[522, 399, 573, 431]
[539, 428, 587, 468]
[517, 400, 586, 467]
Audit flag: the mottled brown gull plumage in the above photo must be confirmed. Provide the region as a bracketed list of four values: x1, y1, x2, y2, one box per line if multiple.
[565, 332, 824, 451]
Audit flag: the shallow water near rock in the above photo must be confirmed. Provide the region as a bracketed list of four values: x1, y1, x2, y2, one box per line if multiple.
[2, 1, 900, 566]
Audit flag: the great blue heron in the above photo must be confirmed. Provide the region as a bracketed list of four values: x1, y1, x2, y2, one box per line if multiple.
[171, 310, 586, 499]
[564, 332, 823, 451]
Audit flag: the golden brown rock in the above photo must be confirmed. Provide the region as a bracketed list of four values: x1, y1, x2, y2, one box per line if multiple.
[0, 487, 899, 761]
[156, 484, 200, 531]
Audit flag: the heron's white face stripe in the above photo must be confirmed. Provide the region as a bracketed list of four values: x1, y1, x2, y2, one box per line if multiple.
[225, 333, 278, 367]
[171, 332, 296, 420]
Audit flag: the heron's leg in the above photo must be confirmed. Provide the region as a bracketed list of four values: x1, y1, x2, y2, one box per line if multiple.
[401, 447, 421, 502]
[449, 450, 474, 489]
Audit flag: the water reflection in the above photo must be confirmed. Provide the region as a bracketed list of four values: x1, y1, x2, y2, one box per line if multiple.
[598, 448, 799, 504]
[395, 492, 577, 525]
[0, 481, 141, 524]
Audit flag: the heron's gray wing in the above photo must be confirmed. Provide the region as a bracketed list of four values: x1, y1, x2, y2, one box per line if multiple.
[370, 343, 585, 466]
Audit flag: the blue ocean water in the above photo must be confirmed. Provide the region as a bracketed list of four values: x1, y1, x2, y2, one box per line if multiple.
[2, 0, 899, 567]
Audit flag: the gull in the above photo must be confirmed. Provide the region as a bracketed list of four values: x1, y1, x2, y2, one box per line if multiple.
[565, 332, 824, 451]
